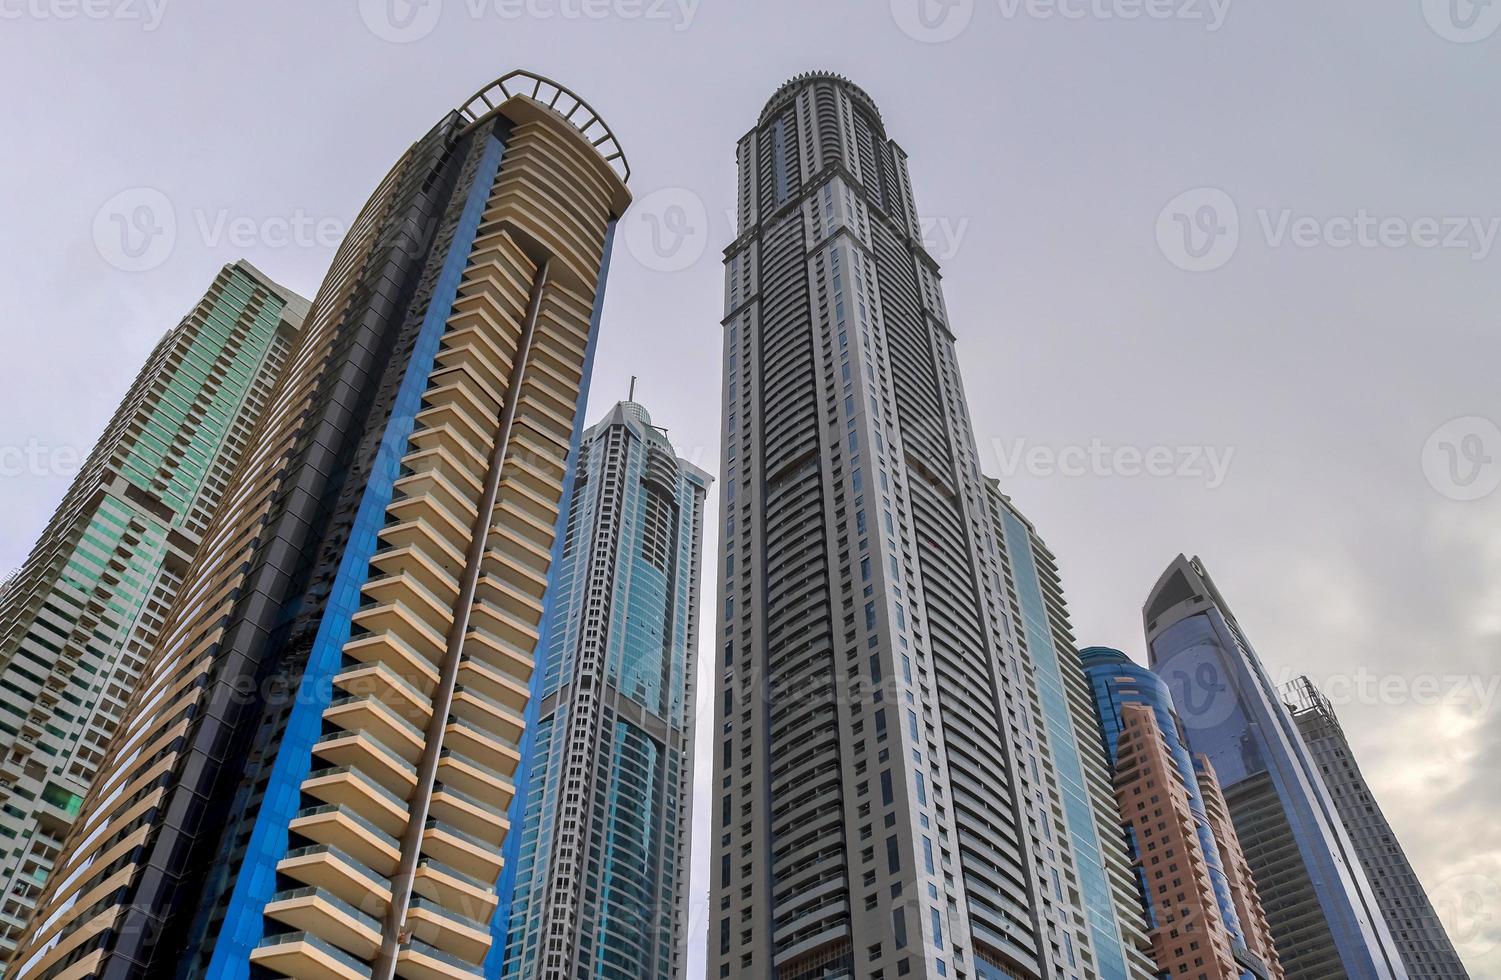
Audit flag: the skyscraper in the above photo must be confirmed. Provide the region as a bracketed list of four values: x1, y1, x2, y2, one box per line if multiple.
[985, 491, 1157, 980]
[498, 400, 710, 980]
[1081, 647, 1283, 980]
[1144, 555, 1408, 979]
[0, 261, 306, 960]
[1284, 677, 1469, 980]
[710, 71, 1155, 980]
[9, 69, 631, 980]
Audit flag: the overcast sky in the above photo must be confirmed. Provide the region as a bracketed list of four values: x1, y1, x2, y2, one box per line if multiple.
[1, 0, 1497, 974]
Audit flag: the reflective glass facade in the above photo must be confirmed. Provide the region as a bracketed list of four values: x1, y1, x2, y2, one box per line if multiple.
[1144, 555, 1409, 980]
[1081, 647, 1283, 980]
[0, 262, 304, 961]
[501, 401, 709, 980]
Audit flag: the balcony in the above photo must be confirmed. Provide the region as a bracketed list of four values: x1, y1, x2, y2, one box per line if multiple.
[385, 491, 474, 556]
[429, 781, 508, 847]
[276, 845, 392, 914]
[413, 401, 498, 462]
[442, 716, 520, 778]
[250, 931, 371, 980]
[394, 936, 484, 980]
[350, 602, 447, 667]
[301, 766, 410, 837]
[343, 631, 442, 695]
[323, 695, 428, 765]
[472, 571, 542, 624]
[403, 894, 491, 966]
[333, 663, 433, 729]
[262, 887, 382, 963]
[435, 748, 513, 807]
[362, 571, 457, 627]
[412, 857, 497, 922]
[449, 686, 524, 747]
[289, 805, 402, 878]
[408, 421, 488, 475]
[421, 817, 504, 883]
[455, 658, 529, 715]
[312, 730, 419, 799]
[462, 624, 534, 683]
[427, 363, 505, 422]
[390, 472, 479, 536]
[375, 518, 467, 576]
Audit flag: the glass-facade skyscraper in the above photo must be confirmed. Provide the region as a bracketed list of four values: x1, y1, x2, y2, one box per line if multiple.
[1144, 555, 1409, 980]
[985, 489, 1156, 979]
[1081, 647, 1283, 980]
[709, 71, 1155, 980]
[498, 400, 709, 980]
[1284, 678, 1469, 980]
[0, 261, 305, 961]
[9, 69, 632, 980]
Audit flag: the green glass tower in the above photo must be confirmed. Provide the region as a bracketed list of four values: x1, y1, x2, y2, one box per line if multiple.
[0, 261, 307, 958]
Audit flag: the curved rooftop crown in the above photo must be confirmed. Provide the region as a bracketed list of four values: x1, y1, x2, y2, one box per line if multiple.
[458, 69, 630, 183]
[759, 70, 884, 126]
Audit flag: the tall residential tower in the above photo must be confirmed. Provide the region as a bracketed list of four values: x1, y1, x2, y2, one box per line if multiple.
[499, 400, 710, 980]
[10, 70, 631, 980]
[1144, 555, 1408, 980]
[1082, 647, 1283, 980]
[0, 261, 305, 959]
[709, 72, 1154, 980]
[1285, 677, 1468, 980]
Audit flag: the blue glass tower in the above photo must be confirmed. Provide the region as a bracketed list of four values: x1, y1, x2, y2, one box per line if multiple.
[1081, 647, 1276, 980]
[1144, 555, 1408, 980]
[499, 401, 710, 980]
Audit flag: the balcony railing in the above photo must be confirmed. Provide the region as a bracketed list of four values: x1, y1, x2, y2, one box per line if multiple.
[254, 930, 372, 976]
